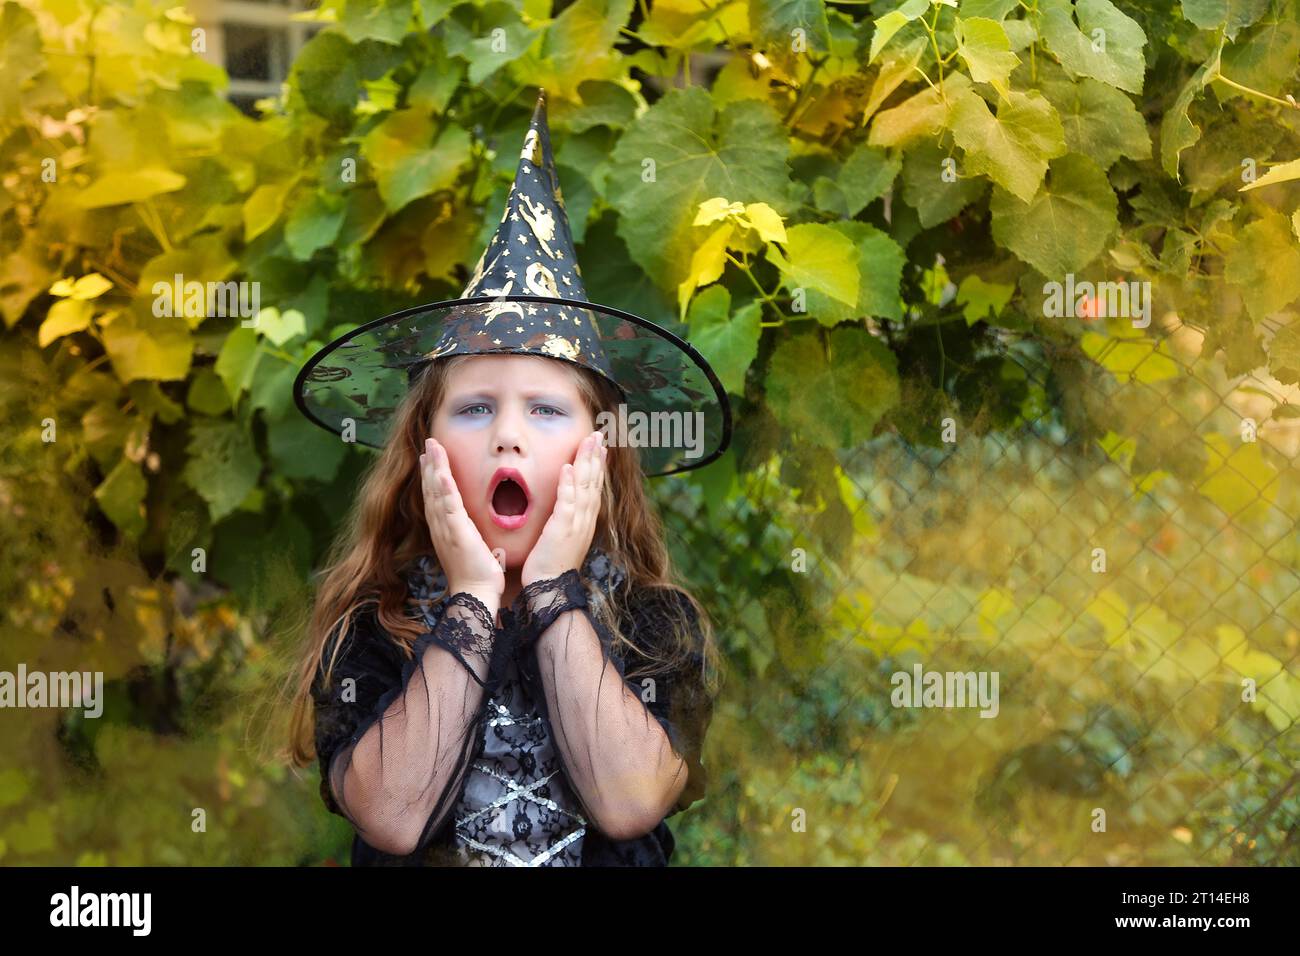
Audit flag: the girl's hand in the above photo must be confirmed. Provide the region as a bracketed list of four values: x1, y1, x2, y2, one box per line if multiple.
[521, 430, 607, 587]
[420, 438, 505, 601]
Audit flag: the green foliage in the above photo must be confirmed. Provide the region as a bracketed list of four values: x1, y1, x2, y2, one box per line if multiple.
[2, 0, 1299, 865]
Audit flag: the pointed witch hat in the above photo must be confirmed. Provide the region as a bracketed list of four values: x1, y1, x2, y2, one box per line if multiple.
[293, 88, 731, 477]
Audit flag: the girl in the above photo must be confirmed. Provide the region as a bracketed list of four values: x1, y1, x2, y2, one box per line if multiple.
[284, 89, 732, 866]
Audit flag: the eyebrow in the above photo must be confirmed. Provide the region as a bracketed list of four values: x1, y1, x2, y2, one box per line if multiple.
[446, 391, 494, 404]
[445, 390, 574, 405]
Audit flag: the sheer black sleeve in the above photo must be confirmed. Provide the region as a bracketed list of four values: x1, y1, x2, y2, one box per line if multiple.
[310, 594, 501, 856]
[621, 586, 714, 816]
[513, 575, 715, 829]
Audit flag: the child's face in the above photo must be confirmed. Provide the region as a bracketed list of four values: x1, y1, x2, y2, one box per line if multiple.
[430, 354, 595, 570]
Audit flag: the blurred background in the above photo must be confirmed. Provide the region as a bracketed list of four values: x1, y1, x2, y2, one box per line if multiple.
[1, 0, 1297, 865]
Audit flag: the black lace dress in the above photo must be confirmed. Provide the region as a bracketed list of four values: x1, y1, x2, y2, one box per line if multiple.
[310, 548, 715, 866]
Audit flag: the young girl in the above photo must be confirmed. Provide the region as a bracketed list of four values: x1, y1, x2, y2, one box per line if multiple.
[285, 89, 731, 866]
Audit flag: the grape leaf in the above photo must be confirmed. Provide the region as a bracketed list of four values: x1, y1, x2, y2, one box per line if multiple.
[902, 140, 990, 227]
[869, 73, 972, 149]
[75, 168, 187, 209]
[266, 414, 347, 483]
[292, 33, 362, 126]
[338, 0, 414, 45]
[837, 143, 901, 217]
[957, 275, 1015, 325]
[183, 420, 262, 521]
[990, 153, 1119, 277]
[1160, 52, 1218, 179]
[1180, 0, 1268, 40]
[607, 88, 796, 294]
[361, 110, 471, 213]
[94, 457, 147, 537]
[816, 220, 905, 324]
[442, 3, 538, 85]
[1218, 13, 1300, 100]
[1040, 75, 1151, 169]
[765, 326, 901, 449]
[285, 191, 346, 260]
[38, 299, 92, 347]
[751, 0, 832, 63]
[687, 285, 761, 394]
[1225, 210, 1300, 323]
[956, 17, 1021, 95]
[1039, 0, 1148, 94]
[1239, 158, 1300, 193]
[1267, 317, 1300, 384]
[766, 222, 860, 311]
[951, 89, 1067, 202]
[101, 308, 194, 382]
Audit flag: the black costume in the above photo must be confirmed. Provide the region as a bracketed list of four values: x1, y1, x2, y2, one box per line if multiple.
[311, 548, 714, 865]
[298, 88, 731, 867]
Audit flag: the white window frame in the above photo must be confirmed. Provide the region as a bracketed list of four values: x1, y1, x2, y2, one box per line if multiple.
[192, 0, 321, 104]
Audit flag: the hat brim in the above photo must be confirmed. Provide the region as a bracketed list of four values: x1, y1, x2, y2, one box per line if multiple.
[293, 294, 733, 477]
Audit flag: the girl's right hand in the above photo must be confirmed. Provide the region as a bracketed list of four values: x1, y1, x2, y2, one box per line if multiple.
[420, 438, 505, 602]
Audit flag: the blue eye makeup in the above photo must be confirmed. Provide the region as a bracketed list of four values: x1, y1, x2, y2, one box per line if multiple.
[446, 396, 573, 424]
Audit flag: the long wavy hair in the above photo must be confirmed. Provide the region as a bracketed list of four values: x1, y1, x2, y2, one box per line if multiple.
[286, 352, 721, 767]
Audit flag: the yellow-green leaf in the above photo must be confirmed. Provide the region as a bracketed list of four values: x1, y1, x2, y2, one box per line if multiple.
[70, 273, 113, 299]
[74, 168, 187, 209]
[94, 457, 147, 536]
[956, 275, 1014, 325]
[955, 17, 1020, 96]
[1081, 332, 1180, 383]
[1224, 209, 1300, 323]
[766, 223, 859, 309]
[742, 202, 787, 243]
[687, 285, 761, 395]
[1239, 157, 1300, 192]
[869, 74, 971, 149]
[677, 222, 734, 318]
[694, 197, 744, 227]
[38, 298, 92, 347]
[951, 88, 1067, 202]
[869, 0, 928, 63]
[1198, 433, 1278, 519]
[102, 308, 194, 382]
[242, 179, 296, 243]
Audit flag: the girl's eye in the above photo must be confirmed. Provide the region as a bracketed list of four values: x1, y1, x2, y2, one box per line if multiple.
[460, 404, 491, 416]
[533, 405, 563, 417]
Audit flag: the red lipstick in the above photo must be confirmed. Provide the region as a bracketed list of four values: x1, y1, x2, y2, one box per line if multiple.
[488, 467, 532, 530]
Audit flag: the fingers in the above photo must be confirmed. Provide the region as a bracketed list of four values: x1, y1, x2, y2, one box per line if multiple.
[554, 462, 576, 521]
[422, 439, 463, 517]
[575, 431, 598, 490]
[571, 431, 605, 537]
[421, 439, 471, 571]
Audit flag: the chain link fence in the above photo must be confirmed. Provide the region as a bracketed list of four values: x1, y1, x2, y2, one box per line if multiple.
[654, 318, 1299, 865]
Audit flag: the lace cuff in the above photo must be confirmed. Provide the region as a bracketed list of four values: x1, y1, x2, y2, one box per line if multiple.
[427, 591, 496, 690]
[512, 570, 589, 649]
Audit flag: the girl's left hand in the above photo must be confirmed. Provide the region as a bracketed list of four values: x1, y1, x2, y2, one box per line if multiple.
[521, 430, 607, 587]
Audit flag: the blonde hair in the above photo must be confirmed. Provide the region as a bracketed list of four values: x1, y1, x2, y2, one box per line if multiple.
[285, 352, 721, 767]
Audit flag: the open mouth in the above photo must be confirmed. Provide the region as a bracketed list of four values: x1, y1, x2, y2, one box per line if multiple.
[488, 468, 532, 530]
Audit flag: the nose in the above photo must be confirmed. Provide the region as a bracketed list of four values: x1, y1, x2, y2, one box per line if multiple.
[491, 404, 525, 456]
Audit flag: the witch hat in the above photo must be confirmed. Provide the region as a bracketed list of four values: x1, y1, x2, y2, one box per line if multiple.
[293, 89, 731, 477]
